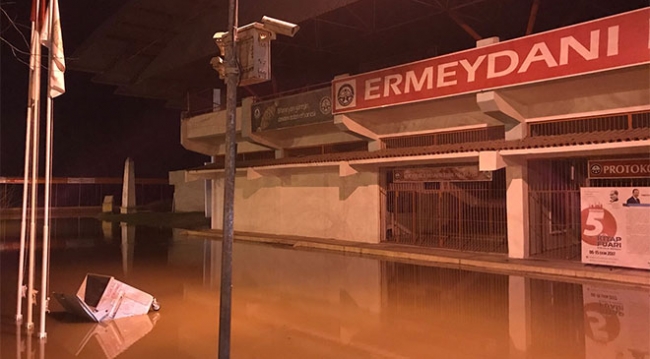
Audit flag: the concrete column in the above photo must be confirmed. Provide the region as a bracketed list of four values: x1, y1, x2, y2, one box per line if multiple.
[120, 157, 136, 214]
[508, 276, 531, 359]
[506, 159, 530, 258]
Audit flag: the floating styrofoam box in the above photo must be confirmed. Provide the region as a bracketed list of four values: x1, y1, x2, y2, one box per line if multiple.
[54, 273, 157, 322]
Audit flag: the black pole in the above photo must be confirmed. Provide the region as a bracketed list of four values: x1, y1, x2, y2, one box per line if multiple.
[218, 0, 238, 357]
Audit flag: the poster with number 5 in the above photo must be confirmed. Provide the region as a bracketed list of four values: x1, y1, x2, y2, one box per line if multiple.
[580, 187, 650, 270]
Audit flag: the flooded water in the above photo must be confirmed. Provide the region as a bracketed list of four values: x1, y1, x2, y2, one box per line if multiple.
[1, 218, 649, 359]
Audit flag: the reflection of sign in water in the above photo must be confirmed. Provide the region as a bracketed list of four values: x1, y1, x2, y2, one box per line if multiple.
[394, 166, 492, 182]
[580, 187, 650, 270]
[583, 285, 650, 359]
[251, 87, 333, 132]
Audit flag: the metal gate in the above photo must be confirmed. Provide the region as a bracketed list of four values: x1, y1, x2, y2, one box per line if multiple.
[528, 159, 585, 260]
[382, 168, 507, 253]
[528, 158, 650, 260]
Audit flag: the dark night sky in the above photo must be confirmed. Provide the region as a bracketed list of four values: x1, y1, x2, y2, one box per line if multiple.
[0, 1, 209, 178]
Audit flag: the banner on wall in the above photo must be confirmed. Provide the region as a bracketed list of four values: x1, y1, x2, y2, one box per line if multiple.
[251, 87, 332, 132]
[583, 285, 650, 359]
[580, 187, 650, 270]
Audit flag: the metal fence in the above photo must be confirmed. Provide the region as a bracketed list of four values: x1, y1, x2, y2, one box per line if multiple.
[383, 169, 507, 253]
[529, 110, 649, 136]
[0, 177, 173, 209]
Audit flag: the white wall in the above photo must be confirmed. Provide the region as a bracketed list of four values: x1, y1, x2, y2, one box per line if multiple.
[169, 170, 206, 213]
[211, 167, 381, 243]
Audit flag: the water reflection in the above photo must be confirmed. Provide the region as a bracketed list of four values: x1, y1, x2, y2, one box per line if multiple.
[72, 314, 159, 359]
[0, 218, 648, 359]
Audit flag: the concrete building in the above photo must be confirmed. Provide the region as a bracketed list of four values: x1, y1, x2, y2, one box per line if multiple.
[182, 8, 650, 263]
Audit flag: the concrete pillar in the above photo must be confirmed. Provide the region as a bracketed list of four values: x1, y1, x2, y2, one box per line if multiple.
[506, 159, 530, 258]
[120, 158, 136, 214]
[508, 276, 531, 359]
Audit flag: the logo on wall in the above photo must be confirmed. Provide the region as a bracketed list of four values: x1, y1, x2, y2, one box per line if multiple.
[334, 80, 356, 109]
[319, 96, 332, 115]
[590, 163, 602, 176]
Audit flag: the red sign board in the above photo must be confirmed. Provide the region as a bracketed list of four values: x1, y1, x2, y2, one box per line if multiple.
[333, 8, 650, 113]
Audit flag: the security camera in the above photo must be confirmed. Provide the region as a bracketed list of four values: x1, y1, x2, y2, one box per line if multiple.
[213, 31, 229, 43]
[261, 16, 299, 37]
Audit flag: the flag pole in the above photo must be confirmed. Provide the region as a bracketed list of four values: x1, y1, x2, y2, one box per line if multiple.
[15, 18, 38, 324]
[26, 0, 43, 332]
[38, 0, 56, 339]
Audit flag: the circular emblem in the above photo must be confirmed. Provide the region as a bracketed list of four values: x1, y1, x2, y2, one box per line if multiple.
[590, 163, 602, 175]
[337, 84, 354, 107]
[319, 96, 332, 115]
[581, 207, 617, 246]
[253, 107, 261, 119]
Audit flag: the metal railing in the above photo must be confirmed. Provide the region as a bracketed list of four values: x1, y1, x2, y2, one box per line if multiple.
[0, 177, 172, 209]
[529, 110, 650, 137]
[382, 126, 504, 149]
[383, 169, 507, 253]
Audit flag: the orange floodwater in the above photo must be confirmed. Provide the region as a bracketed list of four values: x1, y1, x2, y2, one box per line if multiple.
[1, 218, 648, 359]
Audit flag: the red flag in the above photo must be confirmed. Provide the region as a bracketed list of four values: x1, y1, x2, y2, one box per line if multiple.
[30, 0, 46, 25]
[41, 0, 65, 97]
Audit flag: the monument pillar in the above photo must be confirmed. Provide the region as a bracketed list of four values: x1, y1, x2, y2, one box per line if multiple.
[120, 157, 136, 214]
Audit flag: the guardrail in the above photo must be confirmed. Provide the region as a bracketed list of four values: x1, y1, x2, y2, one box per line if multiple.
[0, 177, 172, 209]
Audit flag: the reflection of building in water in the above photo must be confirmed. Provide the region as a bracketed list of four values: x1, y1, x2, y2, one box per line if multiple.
[167, 238, 650, 358]
[382, 262, 509, 358]
[527, 278, 586, 358]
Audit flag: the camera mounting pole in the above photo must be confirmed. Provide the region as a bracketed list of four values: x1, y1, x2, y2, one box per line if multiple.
[218, 0, 238, 358]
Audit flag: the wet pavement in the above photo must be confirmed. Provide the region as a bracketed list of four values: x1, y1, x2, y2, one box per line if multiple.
[1, 218, 649, 359]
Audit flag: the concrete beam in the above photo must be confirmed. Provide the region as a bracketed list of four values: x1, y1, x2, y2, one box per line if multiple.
[334, 114, 380, 141]
[479, 151, 506, 171]
[339, 162, 358, 177]
[477, 91, 528, 140]
[334, 114, 382, 152]
[477, 91, 525, 126]
[247, 168, 262, 180]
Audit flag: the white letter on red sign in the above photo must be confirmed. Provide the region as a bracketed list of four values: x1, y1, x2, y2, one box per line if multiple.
[607, 26, 619, 56]
[404, 67, 433, 94]
[437, 61, 458, 87]
[487, 50, 518, 79]
[365, 78, 381, 100]
[560, 30, 600, 65]
[383, 74, 403, 97]
[518, 42, 558, 73]
[459, 55, 486, 83]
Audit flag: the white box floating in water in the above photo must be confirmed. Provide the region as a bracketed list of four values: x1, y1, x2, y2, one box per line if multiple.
[54, 273, 157, 322]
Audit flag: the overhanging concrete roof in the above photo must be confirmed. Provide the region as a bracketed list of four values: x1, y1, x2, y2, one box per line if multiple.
[69, 0, 649, 108]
